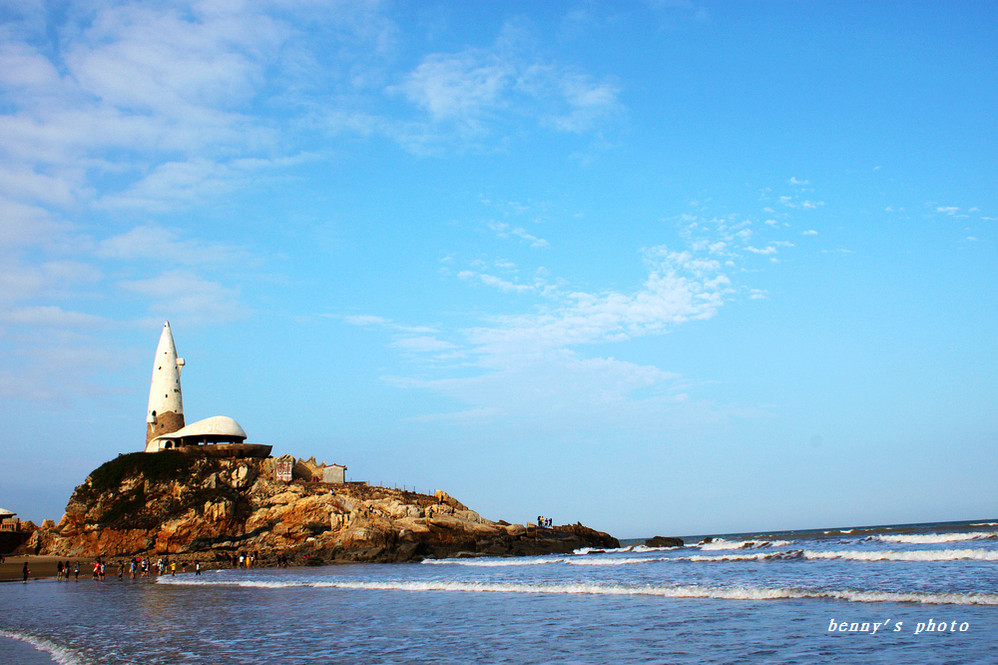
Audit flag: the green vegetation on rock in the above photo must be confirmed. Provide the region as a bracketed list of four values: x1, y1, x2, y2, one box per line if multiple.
[88, 451, 197, 493]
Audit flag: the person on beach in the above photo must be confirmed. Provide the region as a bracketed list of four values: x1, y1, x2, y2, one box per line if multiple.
[74, 562, 80, 580]
[195, 561, 201, 576]
[170, 561, 176, 576]
[22, 561, 29, 583]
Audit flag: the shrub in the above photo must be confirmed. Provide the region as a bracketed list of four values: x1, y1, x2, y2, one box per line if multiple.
[88, 451, 198, 493]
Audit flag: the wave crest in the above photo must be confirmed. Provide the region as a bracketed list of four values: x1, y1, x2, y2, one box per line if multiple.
[870, 531, 997, 545]
[0, 629, 89, 665]
[152, 578, 998, 605]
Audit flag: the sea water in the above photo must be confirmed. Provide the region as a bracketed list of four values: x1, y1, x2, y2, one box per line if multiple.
[1, 519, 996, 664]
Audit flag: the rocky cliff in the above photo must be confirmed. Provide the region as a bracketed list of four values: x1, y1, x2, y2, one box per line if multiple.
[39, 452, 618, 562]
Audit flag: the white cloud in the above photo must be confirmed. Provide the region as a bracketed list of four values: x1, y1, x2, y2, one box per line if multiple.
[460, 247, 730, 360]
[120, 269, 248, 324]
[392, 50, 513, 125]
[389, 21, 622, 148]
[391, 335, 456, 353]
[0, 198, 75, 251]
[343, 314, 393, 327]
[458, 270, 535, 293]
[97, 224, 248, 266]
[486, 221, 549, 248]
[397, 349, 683, 429]
[0, 305, 108, 329]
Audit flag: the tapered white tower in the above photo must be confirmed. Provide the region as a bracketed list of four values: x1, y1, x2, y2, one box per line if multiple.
[145, 321, 186, 448]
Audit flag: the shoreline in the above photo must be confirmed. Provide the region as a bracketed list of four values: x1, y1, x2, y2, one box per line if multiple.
[0, 555, 233, 583]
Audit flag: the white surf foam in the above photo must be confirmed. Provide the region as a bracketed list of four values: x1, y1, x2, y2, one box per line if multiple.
[421, 557, 565, 567]
[807, 548, 998, 562]
[696, 538, 796, 551]
[153, 578, 998, 605]
[0, 629, 88, 665]
[573, 545, 642, 555]
[684, 548, 998, 563]
[566, 556, 659, 566]
[872, 531, 997, 545]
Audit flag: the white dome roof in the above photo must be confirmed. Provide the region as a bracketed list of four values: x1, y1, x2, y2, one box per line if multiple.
[154, 416, 247, 441]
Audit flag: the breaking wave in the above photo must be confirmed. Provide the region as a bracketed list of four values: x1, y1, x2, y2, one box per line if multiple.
[696, 539, 796, 551]
[379, 545, 998, 569]
[685, 549, 998, 563]
[153, 578, 998, 605]
[869, 531, 997, 545]
[422, 555, 665, 567]
[420, 556, 564, 567]
[566, 557, 659, 566]
[0, 629, 89, 665]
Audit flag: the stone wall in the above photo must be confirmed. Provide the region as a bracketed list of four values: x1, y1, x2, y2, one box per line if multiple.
[146, 410, 185, 444]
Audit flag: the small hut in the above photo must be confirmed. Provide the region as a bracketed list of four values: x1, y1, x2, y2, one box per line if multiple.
[0, 508, 20, 532]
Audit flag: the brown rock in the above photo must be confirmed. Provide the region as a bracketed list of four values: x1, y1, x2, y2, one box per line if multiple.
[40, 452, 619, 562]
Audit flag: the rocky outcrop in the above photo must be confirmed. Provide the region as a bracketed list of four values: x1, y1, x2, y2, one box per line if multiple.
[644, 536, 684, 548]
[38, 452, 618, 562]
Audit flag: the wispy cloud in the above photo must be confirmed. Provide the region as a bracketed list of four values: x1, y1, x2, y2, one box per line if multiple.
[119, 270, 249, 325]
[357, 183, 828, 428]
[97, 224, 249, 266]
[388, 21, 622, 151]
[0, 305, 109, 329]
[462, 248, 730, 360]
[486, 221, 549, 248]
[458, 270, 536, 293]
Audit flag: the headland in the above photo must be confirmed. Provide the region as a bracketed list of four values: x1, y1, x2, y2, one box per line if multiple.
[16, 452, 617, 565]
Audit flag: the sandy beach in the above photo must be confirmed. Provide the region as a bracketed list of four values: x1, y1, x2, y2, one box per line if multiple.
[1, 554, 266, 582]
[0, 556, 100, 583]
[0, 555, 205, 582]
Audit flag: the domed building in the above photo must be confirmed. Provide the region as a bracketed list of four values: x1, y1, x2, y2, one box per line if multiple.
[143, 322, 271, 458]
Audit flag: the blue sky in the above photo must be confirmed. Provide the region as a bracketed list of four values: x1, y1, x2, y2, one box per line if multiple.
[1, 1, 995, 538]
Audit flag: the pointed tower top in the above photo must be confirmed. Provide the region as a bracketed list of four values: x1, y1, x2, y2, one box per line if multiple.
[145, 321, 186, 447]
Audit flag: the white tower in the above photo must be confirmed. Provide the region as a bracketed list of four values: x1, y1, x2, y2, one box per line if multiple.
[145, 321, 186, 449]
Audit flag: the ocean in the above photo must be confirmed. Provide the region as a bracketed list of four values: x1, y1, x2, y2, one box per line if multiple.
[2, 519, 996, 664]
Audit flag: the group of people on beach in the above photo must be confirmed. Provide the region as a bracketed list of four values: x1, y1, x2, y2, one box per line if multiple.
[227, 552, 259, 568]
[16, 550, 301, 583]
[46, 556, 204, 581]
[54, 557, 116, 580]
[126, 556, 202, 577]
[55, 560, 81, 580]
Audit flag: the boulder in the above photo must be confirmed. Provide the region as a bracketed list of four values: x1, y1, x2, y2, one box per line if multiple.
[645, 535, 684, 548]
